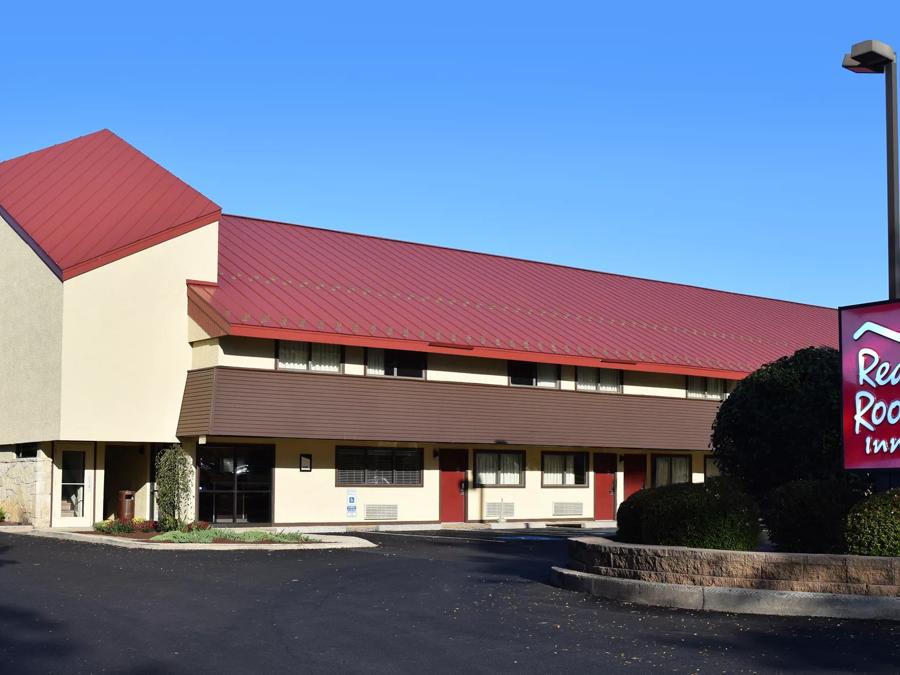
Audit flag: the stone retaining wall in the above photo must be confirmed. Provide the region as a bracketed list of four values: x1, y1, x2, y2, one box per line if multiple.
[568, 536, 899, 597]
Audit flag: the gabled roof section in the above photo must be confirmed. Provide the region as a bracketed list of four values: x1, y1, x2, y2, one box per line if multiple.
[187, 214, 838, 377]
[0, 129, 221, 279]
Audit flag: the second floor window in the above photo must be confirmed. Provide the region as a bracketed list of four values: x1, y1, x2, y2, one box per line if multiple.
[576, 367, 622, 393]
[366, 348, 425, 378]
[278, 341, 342, 373]
[508, 361, 558, 388]
[686, 376, 725, 400]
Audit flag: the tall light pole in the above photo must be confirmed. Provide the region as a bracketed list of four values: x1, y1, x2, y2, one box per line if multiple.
[844, 40, 900, 300]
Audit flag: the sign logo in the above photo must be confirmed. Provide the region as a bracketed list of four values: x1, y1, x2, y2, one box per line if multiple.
[840, 300, 900, 470]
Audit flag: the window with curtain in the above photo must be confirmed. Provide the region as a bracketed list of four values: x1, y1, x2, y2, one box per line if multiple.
[279, 341, 342, 372]
[542, 453, 587, 486]
[475, 451, 524, 486]
[577, 367, 622, 393]
[366, 348, 425, 378]
[686, 376, 725, 400]
[597, 368, 622, 393]
[576, 366, 598, 391]
[310, 343, 341, 372]
[335, 447, 423, 486]
[653, 455, 692, 487]
[278, 341, 309, 370]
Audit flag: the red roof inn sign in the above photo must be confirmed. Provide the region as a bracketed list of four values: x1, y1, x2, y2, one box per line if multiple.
[841, 300, 900, 469]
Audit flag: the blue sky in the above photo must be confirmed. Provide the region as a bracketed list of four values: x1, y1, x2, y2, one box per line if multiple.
[2, 2, 899, 307]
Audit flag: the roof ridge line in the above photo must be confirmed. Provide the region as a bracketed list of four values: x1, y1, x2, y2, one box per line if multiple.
[221, 212, 836, 312]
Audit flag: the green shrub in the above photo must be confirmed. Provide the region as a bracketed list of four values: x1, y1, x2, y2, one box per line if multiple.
[711, 347, 842, 504]
[764, 478, 865, 553]
[93, 518, 160, 535]
[0, 505, 6, 522]
[615, 489, 654, 543]
[846, 488, 900, 557]
[639, 478, 761, 551]
[155, 445, 193, 531]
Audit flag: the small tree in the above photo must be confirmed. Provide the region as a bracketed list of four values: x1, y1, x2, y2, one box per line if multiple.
[711, 346, 844, 503]
[155, 445, 193, 531]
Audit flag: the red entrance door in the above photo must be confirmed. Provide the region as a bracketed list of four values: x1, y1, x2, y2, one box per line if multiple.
[593, 453, 617, 520]
[623, 455, 647, 501]
[439, 449, 468, 522]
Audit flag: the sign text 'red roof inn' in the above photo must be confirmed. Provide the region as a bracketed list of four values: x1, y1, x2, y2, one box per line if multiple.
[841, 300, 900, 470]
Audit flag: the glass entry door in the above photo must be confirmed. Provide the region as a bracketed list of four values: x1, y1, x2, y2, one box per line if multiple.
[60, 451, 86, 518]
[197, 445, 274, 524]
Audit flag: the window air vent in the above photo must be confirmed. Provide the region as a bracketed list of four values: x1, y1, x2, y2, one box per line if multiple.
[365, 504, 399, 521]
[552, 502, 584, 517]
[485, 502, 515, 519]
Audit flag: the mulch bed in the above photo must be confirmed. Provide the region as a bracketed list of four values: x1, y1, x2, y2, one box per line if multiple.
[79, 531, 160, 541]
[210, 538, 290, 544]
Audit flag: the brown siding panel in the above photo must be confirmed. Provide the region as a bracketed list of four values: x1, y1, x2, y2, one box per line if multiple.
[180, 367, 719, 450]
[176, 369, 215, 436]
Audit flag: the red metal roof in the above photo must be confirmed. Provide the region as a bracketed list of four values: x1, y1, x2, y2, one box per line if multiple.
[0, 129, 220, 279]
[188, 214, 838, 377]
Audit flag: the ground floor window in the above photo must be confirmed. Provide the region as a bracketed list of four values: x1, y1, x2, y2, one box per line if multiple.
[336, 447, 423, 486]
[198, 445, 274, 523]
[541, 452, 588, 486]
[475, 451, 525, 486]
[653, 455, 691, 487]
[704, 456, 721, 479]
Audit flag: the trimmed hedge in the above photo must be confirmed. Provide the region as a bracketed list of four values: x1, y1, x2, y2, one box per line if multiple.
[615, 488, 654, 544]
[616, 479, 761, 551]
[846, 488, 900, 557]
[764, 478, 865, 553]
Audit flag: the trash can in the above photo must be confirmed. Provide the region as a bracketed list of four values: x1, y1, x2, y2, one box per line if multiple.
[117, 490, 135, 521]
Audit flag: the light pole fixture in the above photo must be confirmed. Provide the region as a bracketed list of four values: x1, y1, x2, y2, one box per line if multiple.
[844, 40, 900, 300]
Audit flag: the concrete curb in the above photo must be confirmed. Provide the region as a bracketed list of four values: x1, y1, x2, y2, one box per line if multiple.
[274, 520, 616, 534]
[550, 566, 900, 621]
[0, 525, 35, 534]
[16, 528, 376, 551]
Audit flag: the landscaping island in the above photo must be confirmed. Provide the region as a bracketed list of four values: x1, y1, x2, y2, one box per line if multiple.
[90, 518, 318, 545]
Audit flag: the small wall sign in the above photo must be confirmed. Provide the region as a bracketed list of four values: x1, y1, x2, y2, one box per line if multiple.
[840, 299, 900, 469]
[346, 489, 358, 518]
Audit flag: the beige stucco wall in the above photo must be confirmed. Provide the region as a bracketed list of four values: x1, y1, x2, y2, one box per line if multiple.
[199, 437, 709, 525]
[271, 438, 440, 523]
[426, 353, 508, 385]
[622, 371, 686, 398]
[0, 216, 63, 445]
[59, 222, 219, 442]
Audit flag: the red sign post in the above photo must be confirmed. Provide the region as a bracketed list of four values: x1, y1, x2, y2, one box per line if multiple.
[841, 300, 900, 469]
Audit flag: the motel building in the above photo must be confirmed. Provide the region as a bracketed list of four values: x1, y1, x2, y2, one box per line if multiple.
[0, 130, 837, 529]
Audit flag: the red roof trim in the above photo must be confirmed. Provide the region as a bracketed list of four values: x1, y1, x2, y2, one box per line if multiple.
[225, 322, 747, 380]
[61, 209, 220, 280]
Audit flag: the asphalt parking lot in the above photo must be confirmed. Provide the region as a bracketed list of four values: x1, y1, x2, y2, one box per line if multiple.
[1, 528, 898, 674]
